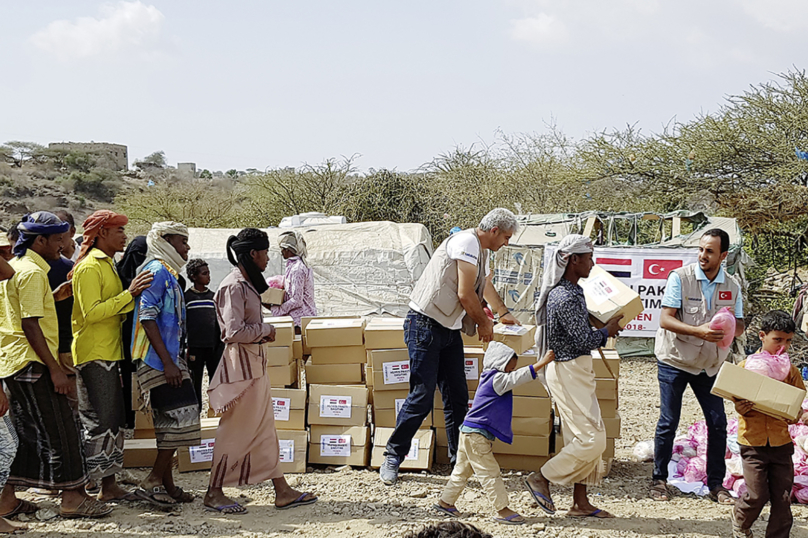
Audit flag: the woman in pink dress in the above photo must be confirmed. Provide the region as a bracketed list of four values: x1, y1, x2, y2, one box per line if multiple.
[270, 231, 316, 332]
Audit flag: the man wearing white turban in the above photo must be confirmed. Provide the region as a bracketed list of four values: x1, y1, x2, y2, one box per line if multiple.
[525, 234, 623, 518]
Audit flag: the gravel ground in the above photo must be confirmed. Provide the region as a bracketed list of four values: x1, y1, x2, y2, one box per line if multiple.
[12, 356, 808, 538]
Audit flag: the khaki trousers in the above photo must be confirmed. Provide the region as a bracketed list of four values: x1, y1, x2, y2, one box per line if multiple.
[440, 432, 509, 511]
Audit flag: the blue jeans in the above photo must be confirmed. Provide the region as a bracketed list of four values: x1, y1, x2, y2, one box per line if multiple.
[653, 361, 727, 490]
[385, 310, 468, 464]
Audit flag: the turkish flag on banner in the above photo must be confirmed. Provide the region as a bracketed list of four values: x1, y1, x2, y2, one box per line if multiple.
[643, 259, 683, 279]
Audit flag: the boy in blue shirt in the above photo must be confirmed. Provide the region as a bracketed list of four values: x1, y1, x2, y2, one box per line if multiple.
[435, 342, 554, 524]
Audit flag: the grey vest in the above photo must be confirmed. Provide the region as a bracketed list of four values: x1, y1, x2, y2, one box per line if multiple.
[410, 229, 488, 335]
[654, 264, 740, 376]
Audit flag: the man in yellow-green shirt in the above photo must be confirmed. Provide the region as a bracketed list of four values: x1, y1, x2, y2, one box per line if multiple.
[70, 210, 152, 503]
[0, 212, 111, 519]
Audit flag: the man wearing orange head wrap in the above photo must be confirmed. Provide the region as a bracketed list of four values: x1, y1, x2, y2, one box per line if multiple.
[71, 210, 153, 502]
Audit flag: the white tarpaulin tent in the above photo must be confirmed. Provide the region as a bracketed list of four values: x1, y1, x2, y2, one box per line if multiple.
[187, 221, 433, 317]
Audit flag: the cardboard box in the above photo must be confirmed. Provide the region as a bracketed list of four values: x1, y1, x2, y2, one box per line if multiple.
[374, 407, 432, 429]
[134, 410, 153, 430]
[123, 439, 158, 468]
[310, 346, 366, 365]
[307, 384, 368, 426]
[293, 335, 304, 360]
[592, 352, 620, 379]
[373, 389, 410, 409]
[266, 345, 294, 367]
[261, 287, 285, 306]
[264, 321, 295, 348]
[308, 425, 370, 466]
[268, 360, 297, 388]
[278, 429, 308, 474]
[178, 418, 220, 472]
[272, 388, 307, 430]
[364, 318, 405, 350]
[306, 318, 366, 348]
[512, 416, 553, 437]
[496, 454, 550, 472]
[461, 331, 484, 348]
[304, 362, 364, 385]
[513, 379, 549, 398]
[581, 265, 644, 329]
[434, 390, 476, 409]
[133, 428, 155, 439]
[599, 398, 619, 418]
[435, 426, 447, 447]
[712, 362, 807, 421]
[370, 349, 410, 390]
[493, 435, 550, 456]
[492, 324, 537, 355]
[464, 348, 484, 391]
[371, 427, 434, 470]
[595, 378, 618, 400]
[512, 396, 552, 417]
[434, 444, 451, 465]
[366, 365, 374, 390]
[603, 413, 622, 438]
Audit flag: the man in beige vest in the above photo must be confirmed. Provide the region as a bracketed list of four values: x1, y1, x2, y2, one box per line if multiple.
[651, 229, 744, 504]
[380, 208, 520, 485]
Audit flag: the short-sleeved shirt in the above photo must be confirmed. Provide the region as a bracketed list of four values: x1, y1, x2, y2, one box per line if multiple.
[131, 260, 185, 372]
[736, 359, 805, 447]
[71, 249, 134, 365]
[409, 232, 491, 330]
[0, 250, 59, 377]
[661, 265, 744, 317]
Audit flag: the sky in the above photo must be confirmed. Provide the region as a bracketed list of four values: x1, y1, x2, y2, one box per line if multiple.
[1, 0, 806, 173]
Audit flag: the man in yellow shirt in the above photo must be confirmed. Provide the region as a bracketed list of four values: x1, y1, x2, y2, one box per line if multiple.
[70, 210, 153, 503]
[0, 212, 111, 519]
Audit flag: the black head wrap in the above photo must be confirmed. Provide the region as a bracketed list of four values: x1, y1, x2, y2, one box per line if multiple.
[227, 233, 270, 294]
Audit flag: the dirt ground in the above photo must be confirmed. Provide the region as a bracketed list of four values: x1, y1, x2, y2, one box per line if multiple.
[13, 357, 808, 537]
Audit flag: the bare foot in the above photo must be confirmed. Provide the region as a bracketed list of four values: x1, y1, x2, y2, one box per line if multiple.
[496, 507, 524, 522]
[204, 488, 246, 513]
[567, 505, 615, 518]
[274, 488, 316, 508]
[526, 472, 555, 511]
[0, 517, 26, 534]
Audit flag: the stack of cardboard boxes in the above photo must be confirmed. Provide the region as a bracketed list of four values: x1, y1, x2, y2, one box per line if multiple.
[304, 318, 367, 385]
[273, 387, 309, 473]
[124, 399, 159, 468]
[307, 384, 370, 466]
[264, 316, 298, 388]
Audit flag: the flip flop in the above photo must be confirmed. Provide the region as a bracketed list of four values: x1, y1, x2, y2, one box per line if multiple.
[494, 513, 526, 525]
[133, 486, 177, 509]
[567, 509, 613, 518]
[523, 477, 556, 515]
[433, 504, 462, 518]
[276, 493, 317, 510]
[60, 497, 114, 519]
[0, 499, 37, 518]
[204, 503, 248, 515]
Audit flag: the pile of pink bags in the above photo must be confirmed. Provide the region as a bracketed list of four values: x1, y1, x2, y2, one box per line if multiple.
[672, 399, 808, 502]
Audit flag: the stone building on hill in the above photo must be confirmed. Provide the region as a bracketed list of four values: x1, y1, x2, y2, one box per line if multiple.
[48, 141, 128, 171]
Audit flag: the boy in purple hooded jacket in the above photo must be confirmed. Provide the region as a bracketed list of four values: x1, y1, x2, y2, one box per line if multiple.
[434, 342, 555, 525]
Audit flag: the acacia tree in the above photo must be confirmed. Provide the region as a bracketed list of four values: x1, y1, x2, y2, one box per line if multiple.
[0, 141, 47, 167]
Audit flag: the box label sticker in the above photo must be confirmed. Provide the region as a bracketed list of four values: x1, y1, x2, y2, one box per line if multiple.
[319, 395, 352, 418]
[583, 274, 619, 305]
[404, 439, 420, 461]
[273, 397, 291, 422]
[383, 360, 410, 385]
[279, 439, 295, 463]
[188, 438, 216, 464]
[320, 435, 352, 457]
[498, 325, 529, 336]
[320, 319, 357, 328]
[464, 357, 479, 380]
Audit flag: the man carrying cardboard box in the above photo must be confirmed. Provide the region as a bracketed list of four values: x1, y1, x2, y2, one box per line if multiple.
[380, 209, 521, 486]
[651, 229, 745, 505]
[524, 234, 622, 518]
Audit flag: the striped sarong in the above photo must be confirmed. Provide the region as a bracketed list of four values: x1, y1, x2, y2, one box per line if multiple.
[76, 360, 126, 479]
[136, 360, 200, 450]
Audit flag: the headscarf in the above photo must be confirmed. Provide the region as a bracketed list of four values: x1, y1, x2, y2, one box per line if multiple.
[117, 235, 147, 289]
[140, 222, 189, 275]
[278, 230, 308, 266]
[483, 341, 517, 372]
[13, 212, 70, 257]
[70, 210, 129, 274]
[533, 234, 594, 358]
[226, 231, 270, 294]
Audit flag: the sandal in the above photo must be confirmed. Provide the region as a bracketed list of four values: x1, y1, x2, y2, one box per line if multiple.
[0, 499, 37, 518]
[60, 497, 114, 519]
[204, 502, 248, 515]
[494, 513, 526, 525]
[650, 479, 670, 502]
[709, 487, 735, 505]
[523, 476, 555, 515]
[433, 504, 462, 518]
[168, 487, 194, 503]
[133, 486, 177, 508]
[276, 493, 317, 510]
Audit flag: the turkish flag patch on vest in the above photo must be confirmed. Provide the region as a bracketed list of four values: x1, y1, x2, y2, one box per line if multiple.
[718, 291, 733, 301]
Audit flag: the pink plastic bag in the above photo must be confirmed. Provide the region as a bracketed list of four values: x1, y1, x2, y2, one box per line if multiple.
[745, 349, 791, 381]
[732, 478, 747, 498]
[265, 275, 284, 289]
[709, 307, 736, 350]
[683, 456, 707, 483]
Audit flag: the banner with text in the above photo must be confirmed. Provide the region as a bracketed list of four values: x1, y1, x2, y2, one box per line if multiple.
[545, 246, 697, 337]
